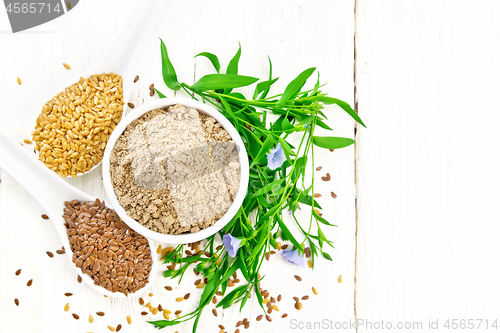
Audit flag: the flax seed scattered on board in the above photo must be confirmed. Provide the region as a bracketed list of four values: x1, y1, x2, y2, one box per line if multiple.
[312, 287, 319, 295]
[308, 260, 313, 268]
[176, 297, 184, 302]
[316, 166, 322, 171]
[64, 303, 69, 311]
[77, 275, 82, 283]
[23, 139, 32, 144]
[17, 77, 22, 85]
[27, 279, 33, 287]
[149, 293, 153, 297]
[64, 293, 73, 296]
[165, 286, 172, 291]
[256, 315, 263, 321]
[89, 315, 94, 323]
[116, 324, 122, 332]
[266, 315, 272, 322]
[41, 214, 49, 219]
[107, 325, 116, 332]
[63, 63, 71, 70]
[56, 250, 65, 254]
[212, 309, 218, 317]
[294, 275, 302, 282]
[134, 75, 139, 83]
[338, 275, 343, 283]
[46, 251, 54, 258]
[15, 269, 21, 276]
[321, 173, 331, 181]
[281, 244, 288, 250]
[96, 311, 105, 316]
[331, 191, 337, 199]
[329, 149, 334, 152]
[141, 311, 148, 316]
[126, 316, 132, 324]
[128, 103, 135, 109]
[184, 293, 191, 300]
[14, 298, 19, 306]
[149, 90, 154, 97]
[72, 313, 80, 320]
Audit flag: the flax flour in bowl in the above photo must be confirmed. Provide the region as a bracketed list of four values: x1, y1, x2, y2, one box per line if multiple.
[102, 98, 249, 244]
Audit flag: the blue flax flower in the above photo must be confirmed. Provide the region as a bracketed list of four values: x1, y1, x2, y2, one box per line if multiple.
[282, 249, 304, 267]
[267, 143, 286, 170]
[222, 233, 243, 257]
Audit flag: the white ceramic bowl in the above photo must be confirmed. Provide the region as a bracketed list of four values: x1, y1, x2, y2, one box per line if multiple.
[102, 98, 249, 244]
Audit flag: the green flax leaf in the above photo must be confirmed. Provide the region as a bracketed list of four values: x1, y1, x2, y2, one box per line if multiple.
[154, 88, 166, 98]
[194, 52, 221, 73]
[277, 216, 302, 251]
[190, 74, 258, 91]
[315, 118, 332, 131]
[159, 38, 181, 90]
[312, 136, 355, 150]
[217, 285, 247, 309]
[275, 67, 316, 110]
[251, 178, 286, 198]
[224, 43, 242, 94]
[226, 43, 241, 75]
[322, 251, 333, 261]
[249, 134, 275, 168]
[312, 209, 337, 227]
[261, 56, 274, 99]
[253, 77, 279, 100]
[316, 96, 366, 128]
[148, 320, 181, 328]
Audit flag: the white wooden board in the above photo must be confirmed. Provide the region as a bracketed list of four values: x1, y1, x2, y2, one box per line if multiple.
[356, 1, 500, 332]
[0, 1, 356, 332]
